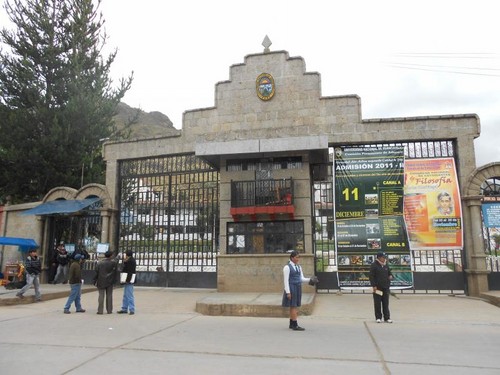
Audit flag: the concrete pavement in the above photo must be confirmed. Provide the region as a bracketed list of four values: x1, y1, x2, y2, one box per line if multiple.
[1, 285, 499, 374]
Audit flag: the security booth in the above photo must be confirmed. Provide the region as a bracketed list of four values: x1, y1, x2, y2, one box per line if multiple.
[0, 237, 38, 288]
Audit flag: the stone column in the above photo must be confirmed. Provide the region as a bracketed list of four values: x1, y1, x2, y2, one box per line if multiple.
[463, 196, 489, 296]
[40, 216, 50, 283]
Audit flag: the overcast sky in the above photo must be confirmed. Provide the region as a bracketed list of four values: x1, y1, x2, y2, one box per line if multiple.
[2, 0, 500, 166]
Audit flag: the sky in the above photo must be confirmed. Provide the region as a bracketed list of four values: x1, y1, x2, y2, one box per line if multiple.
[1, 0, 500, 167]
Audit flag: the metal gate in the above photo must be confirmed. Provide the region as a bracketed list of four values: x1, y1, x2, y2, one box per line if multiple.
[47, 200, 103, 283]
[481, 177, 500, 290]
[312, 141, 465, 294]
[118, 154, 219, 288]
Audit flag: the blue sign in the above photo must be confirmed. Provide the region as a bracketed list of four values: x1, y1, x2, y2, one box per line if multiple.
[482, 203, 500, 228]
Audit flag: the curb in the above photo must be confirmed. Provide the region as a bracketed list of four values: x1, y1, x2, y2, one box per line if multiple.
[0, 287, 96, 307]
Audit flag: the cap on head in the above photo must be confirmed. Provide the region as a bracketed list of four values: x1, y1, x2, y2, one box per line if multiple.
[376, 251, 387, 258]
[74, 254, 84, 260]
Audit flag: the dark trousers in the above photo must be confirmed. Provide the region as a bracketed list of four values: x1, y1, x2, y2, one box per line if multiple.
[98, 285, 113, 314]
[372, 288, 390, 320]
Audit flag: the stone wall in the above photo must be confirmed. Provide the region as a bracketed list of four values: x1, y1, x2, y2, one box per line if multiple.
[217, 253, 315, 293]
[1, 202, 43, 269]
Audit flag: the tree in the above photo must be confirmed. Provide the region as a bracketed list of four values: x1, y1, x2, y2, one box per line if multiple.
[0, 0, 133, 203]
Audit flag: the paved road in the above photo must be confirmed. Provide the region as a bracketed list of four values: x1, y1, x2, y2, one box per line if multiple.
[1, 287, 499, 374]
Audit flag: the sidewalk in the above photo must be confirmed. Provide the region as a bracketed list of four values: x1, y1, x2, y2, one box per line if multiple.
[1, 286, 499, 374]
[0, 283, 96, 306]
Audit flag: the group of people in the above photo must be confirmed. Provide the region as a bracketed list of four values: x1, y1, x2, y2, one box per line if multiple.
[16, 245, 137, 316]
[282, 249, 393, 330]
[89, 250, 137, 315]
[17, 245, 393, 325]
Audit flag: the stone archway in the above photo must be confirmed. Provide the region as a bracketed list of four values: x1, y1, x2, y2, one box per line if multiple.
[462, 162, 500, 295]
[42, 183, 113, 244]
[39, 184, 114, 279]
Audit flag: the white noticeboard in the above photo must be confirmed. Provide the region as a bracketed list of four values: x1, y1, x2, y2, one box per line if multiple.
[65, 244, 75, 254]
[96, 243, 109, 254]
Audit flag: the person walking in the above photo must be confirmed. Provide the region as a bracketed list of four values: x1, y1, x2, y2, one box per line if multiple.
[117, 250, 137, 315]
[53, 241, 70, 284]
[282, 250, 317, 331]
[369, 251, 393, 323]
[16, 248, 42, 301]
[63, 254, 86, 314]
[93, 250, 119, 314]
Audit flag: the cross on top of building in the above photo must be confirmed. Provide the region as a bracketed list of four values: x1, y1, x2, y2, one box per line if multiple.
[262, 35, 272, 53]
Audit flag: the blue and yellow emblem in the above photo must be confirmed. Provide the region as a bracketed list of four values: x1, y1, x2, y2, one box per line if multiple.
[256, 73, 275, 101]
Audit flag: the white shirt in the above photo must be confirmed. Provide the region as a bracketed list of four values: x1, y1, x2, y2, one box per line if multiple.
[283, 260, 310, 293]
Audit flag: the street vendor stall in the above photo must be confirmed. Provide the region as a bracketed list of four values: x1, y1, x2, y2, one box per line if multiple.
[0, 237, 38, 287]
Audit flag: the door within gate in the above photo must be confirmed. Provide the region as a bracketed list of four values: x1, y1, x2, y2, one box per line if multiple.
[119, 154, 219, 288]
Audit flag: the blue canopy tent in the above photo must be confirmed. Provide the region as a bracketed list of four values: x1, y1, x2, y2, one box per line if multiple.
[0, 237, 39, 252]
[21, 197, 101, 216]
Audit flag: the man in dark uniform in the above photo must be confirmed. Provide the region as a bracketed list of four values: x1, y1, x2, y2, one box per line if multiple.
[93, 250, 119, 314]
[369, 251, 393, 323]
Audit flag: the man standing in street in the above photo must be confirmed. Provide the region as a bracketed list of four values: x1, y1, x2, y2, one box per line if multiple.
[369, 251, 393, 323]
[117, 250, 137, 315]
[16, 248, 42, 301]
[63, 254, 86, 314]
[93, 250, 119, 314]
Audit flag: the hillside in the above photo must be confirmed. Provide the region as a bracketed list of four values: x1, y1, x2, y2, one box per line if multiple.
[114, 102, 180, 139]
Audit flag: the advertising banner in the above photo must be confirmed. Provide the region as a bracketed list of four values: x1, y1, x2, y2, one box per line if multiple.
[403, 158, 463, 250]
[334, 146, 413, 289]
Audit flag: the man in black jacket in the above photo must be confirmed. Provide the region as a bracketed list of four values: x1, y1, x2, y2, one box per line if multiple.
[117, 250, 137, 315]
[16, 248, 42, 301]
[369, 251, 393, 323]
[52, 242, 69, 284]
[93, 250, 119, 314]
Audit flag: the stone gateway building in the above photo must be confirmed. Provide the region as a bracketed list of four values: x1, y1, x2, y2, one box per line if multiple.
[1, 43, 498, 296]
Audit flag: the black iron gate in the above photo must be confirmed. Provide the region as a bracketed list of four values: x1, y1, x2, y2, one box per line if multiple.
[47, 199, 102, 283]
[118, 154, 219, 288]
[312, 141, 466, 294]
[481, 177, 500, 290]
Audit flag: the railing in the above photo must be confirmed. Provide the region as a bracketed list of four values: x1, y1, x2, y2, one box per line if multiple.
[231, 178, 294, 207]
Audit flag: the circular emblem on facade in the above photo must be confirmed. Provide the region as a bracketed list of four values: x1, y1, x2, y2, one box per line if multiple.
[256, 73, 275, 101]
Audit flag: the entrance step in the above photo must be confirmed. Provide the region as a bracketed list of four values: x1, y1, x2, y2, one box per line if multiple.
[195, 292, 315, 317]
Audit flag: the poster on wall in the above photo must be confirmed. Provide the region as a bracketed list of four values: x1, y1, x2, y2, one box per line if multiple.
[482, 202, 500, 228]
[403, 158, 463, 250]
[334, 146, 413, 289]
